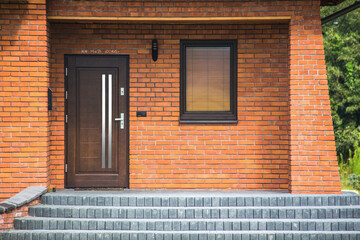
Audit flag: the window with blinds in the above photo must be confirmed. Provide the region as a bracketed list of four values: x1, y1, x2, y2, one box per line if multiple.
[180, 40, 237, 122]
[186, 47, 230, 112]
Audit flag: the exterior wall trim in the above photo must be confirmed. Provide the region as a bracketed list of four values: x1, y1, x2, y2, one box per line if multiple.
[47, 16, 291, 24]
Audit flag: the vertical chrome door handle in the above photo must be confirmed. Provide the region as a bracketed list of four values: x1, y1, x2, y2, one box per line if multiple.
[108, 74, 112, 168]
[115, 113, 125, 129]
[101, 74, 106, 168]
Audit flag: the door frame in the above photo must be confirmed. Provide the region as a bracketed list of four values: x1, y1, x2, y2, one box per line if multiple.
[64, 54, 130, 188]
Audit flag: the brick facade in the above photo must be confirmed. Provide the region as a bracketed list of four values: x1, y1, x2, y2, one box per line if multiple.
[0, 198, 41, 231]
[50, 22, 290, 191]
[0, 0, 50, 200]
[0, 0, 341, 202]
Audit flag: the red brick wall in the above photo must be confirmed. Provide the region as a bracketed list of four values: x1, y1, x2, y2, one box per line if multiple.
[46, 0, 329, 18]
[0, 198, 40, 232]
[46, 0, 341, 194]
[288, 10, 340, 193]
[50, 22, 290, 191]
[0, 0, 50, 201]
[0, 0, 341, 197]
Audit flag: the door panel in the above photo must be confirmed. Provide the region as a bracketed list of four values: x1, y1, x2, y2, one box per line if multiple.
[77, 69, 104, 173]
[65, 55, 128, 188]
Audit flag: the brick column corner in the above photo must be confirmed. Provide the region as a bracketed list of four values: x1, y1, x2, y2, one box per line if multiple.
[288, 7, 341, 194]
[0, 0, 50, 200]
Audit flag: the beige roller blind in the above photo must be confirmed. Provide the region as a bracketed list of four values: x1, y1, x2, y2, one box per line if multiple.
[186, 47, 230, 112]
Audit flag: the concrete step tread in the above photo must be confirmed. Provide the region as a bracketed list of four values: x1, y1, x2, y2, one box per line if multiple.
[29, 205, 360, 209]
[28, 204, 360, 219]
[41, 191, 360, 207]
[4, 229, 360, 233]
[14, 216, 360, 232]
[2, 231, 360, 240]
[15, 216, 360, 222]
[42, 190, 358, 197]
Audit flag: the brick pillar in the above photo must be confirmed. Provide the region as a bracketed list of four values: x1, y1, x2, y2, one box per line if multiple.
[288, 4, 341, 194]
[0, 0, 50, 200]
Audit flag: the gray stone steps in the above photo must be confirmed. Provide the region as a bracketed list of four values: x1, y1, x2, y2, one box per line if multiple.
[3, 191, 360, 239]
[40, 192, 360, 207]
[13, 217, 360, 231]
[1, 230, 360, 240]
[28, 205, 360, 219]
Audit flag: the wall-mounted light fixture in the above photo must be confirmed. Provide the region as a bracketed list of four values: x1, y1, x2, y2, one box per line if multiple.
[152, 39, 158, 62]
[48, 88, 53, 111]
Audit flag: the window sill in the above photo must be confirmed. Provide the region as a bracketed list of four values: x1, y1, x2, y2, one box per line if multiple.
[179, 120, 238, 124]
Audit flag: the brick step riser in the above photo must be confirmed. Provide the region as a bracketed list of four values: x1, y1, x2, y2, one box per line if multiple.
[1, 231, 360, 240]
[14, 219, 360, 231]
[41, 195, 360, 207]
[28, 206, 360, 219]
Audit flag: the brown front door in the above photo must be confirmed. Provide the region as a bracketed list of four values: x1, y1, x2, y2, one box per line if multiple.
[65, 55, 128, 188]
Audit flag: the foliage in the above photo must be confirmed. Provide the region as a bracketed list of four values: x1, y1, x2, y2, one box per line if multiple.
[349, 140, 360, 174]
[338, 139, 360, 191]
[321, 0, 360, 161]
[348, 173, 360, 190]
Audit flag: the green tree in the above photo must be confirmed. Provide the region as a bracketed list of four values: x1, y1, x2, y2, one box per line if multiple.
[321, 0, 360, 161]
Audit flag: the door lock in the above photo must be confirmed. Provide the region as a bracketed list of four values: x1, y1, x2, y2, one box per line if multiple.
[115, 113, 125, 129]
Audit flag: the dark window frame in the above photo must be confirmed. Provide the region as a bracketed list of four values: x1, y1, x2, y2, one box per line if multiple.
[180, 39, 238, 123]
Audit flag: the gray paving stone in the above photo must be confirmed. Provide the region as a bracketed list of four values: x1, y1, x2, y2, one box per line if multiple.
[267, 221, 275, 230]
[285, 197, 292, 206]
[133, 208, 142, 218]
[303, 209, 311, 218]
[161, 197, 169, 207]
[97, 197, 105, 206]
[121, 233, 129, 240]
[220, 197, 228, 207]
[104, 197, 113, 206]
[151, 209, 159, 218]
[123, 208, 131, 218]
[187, 197, 195, 207]
[121, 197, 129, 206]
[79, 208, 86, 218]
[237, 197, 245, 206]
[72, 208, 80, 218]
[87, 208, 95, 218]
[261, 197, 270, 207]
[270, 197, 277, 206]
[89, 196, 97, 206]
[60, 196, 68, 205]
[103, 208, 111, 218]
[310, 209, 318, 219]
[111, 209, 119, 218]
[185, 209, 194, 218]
[94, 208, 102, 218]
[245, 197, 253, 206]
[169, 197, 178, 207]
[112, 197, 120, 206]
[211, 209, 220, 219]
[127, 208, 136, 218]
[164, 221, 172, 231]
[316, 222, 324, 231]
[178, 197, 186, 207]
[81, 197, 89, 206]
[220, 208, 228, 218]
[212, 197, 220, 207]
[283, 222, 291, 231]
[254, 209, 262, 219]
[153, 197, 161, 207]
[270, 209, 278, 219]
[181, 221, 189, 230]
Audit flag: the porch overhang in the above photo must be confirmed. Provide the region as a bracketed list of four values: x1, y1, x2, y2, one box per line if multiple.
[5, 0, 347, 6]
[47, 16, 291, 24]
